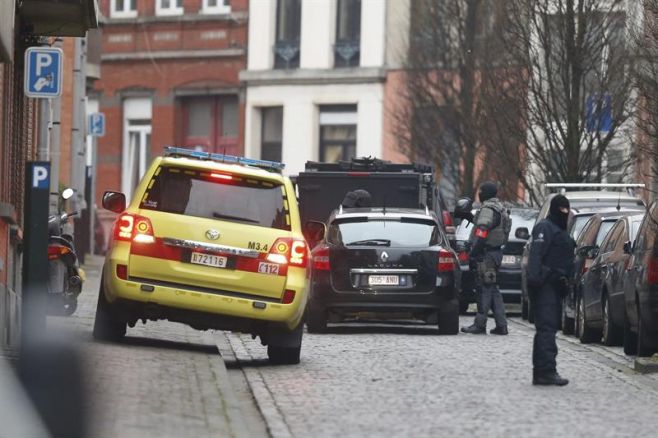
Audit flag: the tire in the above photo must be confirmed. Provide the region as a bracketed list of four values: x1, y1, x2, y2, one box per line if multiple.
[521, 294, 529, 320]
[92, 282, 126, 342]
[602, 293, 622, 346]
[637, 305, 656, 357]
[459, 298, 470, 315]
[438, 301, 459, 335]
[623, 316, 637, 355]
[267, 345, 301, 365]
[577, 293, 600, 344]
[306, 307, 328, 333]
[561, 297, 575, 335]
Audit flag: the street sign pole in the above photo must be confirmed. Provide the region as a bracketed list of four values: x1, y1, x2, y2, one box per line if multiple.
[22, 162, 51, 351]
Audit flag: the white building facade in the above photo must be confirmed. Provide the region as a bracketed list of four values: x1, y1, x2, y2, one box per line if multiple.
[241, 0, 409, 175]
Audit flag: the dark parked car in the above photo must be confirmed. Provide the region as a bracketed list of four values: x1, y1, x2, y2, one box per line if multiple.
[305, 207, 460, 334]
[578, 213, 645, 345]
[454, 207, 537, 313]
[563, 210, 644, 337]
[622, 202, 658, 356]
[521, 190, 645, 322]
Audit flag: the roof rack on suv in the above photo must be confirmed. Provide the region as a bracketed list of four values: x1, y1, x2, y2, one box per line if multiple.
[304, 156, 433, 174]
[545, 183, 645, 196]
[164, 147, 285, 173]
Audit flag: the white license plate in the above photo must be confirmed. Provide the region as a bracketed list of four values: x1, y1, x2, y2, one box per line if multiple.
[368, 275, 399, 286]
[258, 262, 280, 275]
[502, 255, 517, 265]
[190, 252, 227, 268]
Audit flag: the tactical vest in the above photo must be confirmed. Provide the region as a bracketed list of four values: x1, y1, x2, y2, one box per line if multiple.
[477, 198, 511, 247]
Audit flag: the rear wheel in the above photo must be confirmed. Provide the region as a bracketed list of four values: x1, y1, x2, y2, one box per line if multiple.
[623, 316, 637, 355]
[577, 294, 600, 344]
[92, 281, 126, 342]
[306, 306, 328, 333]
[561, 297, 575, 335]
[602, 294, 622, 346]
[438, 301, 459, 335]
[267, 323, 303, 365]
[637, 305, 656, 357]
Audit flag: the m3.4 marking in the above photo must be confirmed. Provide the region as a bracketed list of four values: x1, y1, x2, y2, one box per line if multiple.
[248, 241, 269, 252]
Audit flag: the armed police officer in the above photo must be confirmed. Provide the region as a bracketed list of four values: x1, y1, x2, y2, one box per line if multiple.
[527, 194, 575, 386]
[461, 181, 511, 335]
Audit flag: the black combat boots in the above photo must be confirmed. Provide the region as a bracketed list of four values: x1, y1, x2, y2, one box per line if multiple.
[490, 326, 508, 335]
[461, 324, 486, 334]
[533, 370, 569, 386]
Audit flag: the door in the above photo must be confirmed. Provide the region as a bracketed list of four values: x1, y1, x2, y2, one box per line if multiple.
[123, 120, 151, 202]
[181, 95, 238, 155]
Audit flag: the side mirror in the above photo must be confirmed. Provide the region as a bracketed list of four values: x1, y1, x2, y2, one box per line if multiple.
[623, 240, 632, 255]
[102, 191, 126, 213]
[588, 246, 600, 259]
[61, 187, 74, 200]
[515, 227, 530, 240]
[453, 197, 474, 221]
[303, 221, 326, 246]
[577, 245, 598, 258]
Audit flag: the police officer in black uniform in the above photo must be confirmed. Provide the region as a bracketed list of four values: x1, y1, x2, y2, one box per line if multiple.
[461, 181, 511, 335]
[527, 194, 575, 386]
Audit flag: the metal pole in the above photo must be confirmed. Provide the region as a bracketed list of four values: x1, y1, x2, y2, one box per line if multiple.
[48, 37, 63, 214]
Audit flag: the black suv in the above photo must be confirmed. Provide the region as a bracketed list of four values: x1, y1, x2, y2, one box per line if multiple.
[305, 208, 460, 334]
[622, 202, 658, 356]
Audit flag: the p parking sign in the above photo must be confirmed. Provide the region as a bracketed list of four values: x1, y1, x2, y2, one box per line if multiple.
[24, 47, 63, 98]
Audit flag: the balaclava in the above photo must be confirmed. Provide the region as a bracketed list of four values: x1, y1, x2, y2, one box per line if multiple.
[478, 181, 498, 203]
[548, 194, 570, 230]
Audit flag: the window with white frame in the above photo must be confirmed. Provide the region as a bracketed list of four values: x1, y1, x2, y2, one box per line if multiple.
[202, 0, 231, 15]
[110, 0, 137, 18]
[156, 0, 183, 16]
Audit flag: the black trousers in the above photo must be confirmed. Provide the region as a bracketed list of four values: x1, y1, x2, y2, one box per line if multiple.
[532, 282, 561, 372]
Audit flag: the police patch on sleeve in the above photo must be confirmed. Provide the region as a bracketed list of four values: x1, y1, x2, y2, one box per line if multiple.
[536, 232, 544, 242]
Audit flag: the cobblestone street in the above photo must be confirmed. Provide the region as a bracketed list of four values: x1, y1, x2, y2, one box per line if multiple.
[55, 257, 658, 438]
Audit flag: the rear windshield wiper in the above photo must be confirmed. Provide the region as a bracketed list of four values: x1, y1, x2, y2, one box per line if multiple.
[346, 239, 391, 246]
[212, 212, 259, 223]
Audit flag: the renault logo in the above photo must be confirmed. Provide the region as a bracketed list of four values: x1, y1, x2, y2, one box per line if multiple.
[380, 251, 389, 262]
[205, 229, 220, 240]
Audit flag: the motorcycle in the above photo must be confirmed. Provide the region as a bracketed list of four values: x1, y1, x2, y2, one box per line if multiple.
[47, 188, 83, 316]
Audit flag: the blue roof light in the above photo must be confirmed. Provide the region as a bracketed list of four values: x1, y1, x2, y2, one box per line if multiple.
[163, 147, 285, 172]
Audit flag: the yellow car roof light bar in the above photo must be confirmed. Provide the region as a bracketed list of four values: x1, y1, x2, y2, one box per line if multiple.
[164, 146, 285, 173]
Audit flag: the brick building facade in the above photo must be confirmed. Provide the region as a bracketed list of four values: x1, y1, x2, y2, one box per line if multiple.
[95, 0, 248, 242]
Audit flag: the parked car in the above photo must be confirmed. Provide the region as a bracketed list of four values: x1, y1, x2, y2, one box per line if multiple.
[455, 207, 537, 313]
[578, 213, 645, 345]
[305, 207, 460, 334]
[95, 147, 310, 365]
[520, 189, 645, 322]
[563, 210, 645, 336]
[622, 202, 658, 356]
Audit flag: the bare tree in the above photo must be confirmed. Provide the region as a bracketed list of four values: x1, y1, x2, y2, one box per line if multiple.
[492, 0, 638, 202]
[634, 0, 658, 186]
[395, 0, 515, 200]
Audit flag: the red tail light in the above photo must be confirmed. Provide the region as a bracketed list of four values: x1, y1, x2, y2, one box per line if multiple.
[113, 214, 155, 244]
[442, 211, 454, 227]
[267, 238, 308, 268]
[48, 244, 71, 260]
[116, 264, 128, 280]
[438, 249, 456, 272]
[282, 289, 296, 304]
[312, 246, 331, 271]
[648, 257, 658, 285]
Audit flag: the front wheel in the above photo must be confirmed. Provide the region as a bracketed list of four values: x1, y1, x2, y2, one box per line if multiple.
[602, 294, 622, 346]
[92, 280, 126, 342]
[561, 298, 575, 335]
[637, 308, 656, 357]
[438, 301, 459, 335]
[577, 294, 600, 344]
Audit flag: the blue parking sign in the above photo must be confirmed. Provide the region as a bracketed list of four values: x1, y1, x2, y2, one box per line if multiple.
[89, 113, 105, 137]
[24, 47, 63, 98]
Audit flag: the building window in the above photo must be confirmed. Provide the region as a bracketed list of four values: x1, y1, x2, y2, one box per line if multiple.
[156, 0, 183, 16]
[335, 0, 361, 67]
[319, 105, 357, 162]
[181, 95, 239, 155]
[274, 0, 302, 69]
[202, 0, 231, 15]
[122, 97, 152, 201]
[261, 107, 283, 162]
[110, 0, 137, 18]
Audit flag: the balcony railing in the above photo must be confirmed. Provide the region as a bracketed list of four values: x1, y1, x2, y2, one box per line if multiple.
[274, 40, 300, 69]
[334, 39, 360, 68]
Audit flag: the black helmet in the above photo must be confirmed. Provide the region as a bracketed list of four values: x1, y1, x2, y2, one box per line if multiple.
[453, 197, 474, 220]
